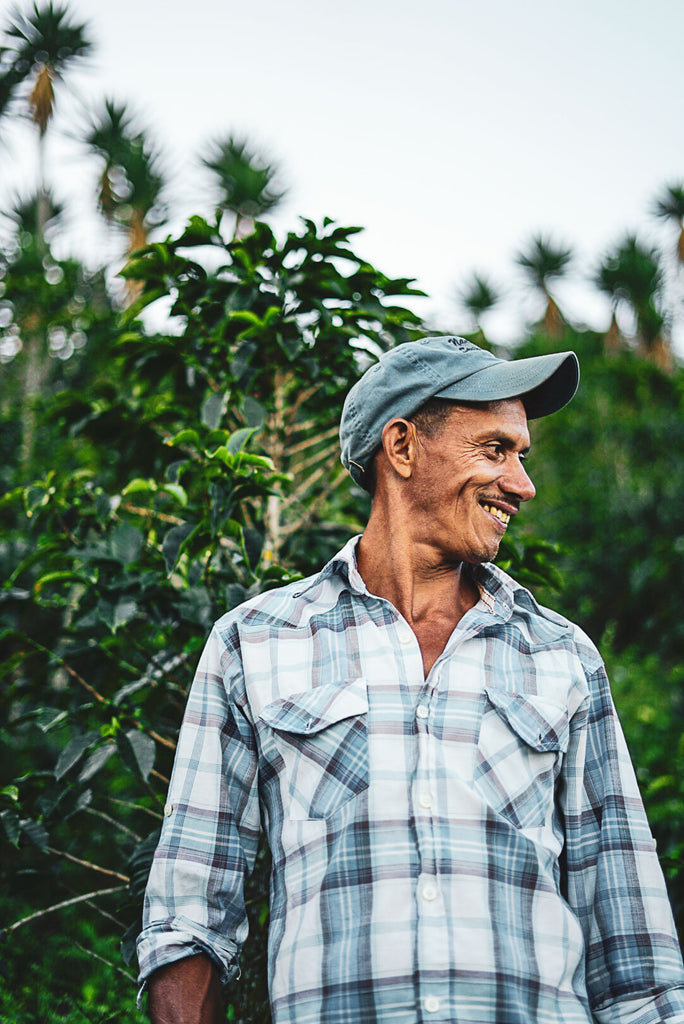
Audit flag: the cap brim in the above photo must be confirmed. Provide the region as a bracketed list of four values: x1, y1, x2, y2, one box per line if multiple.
[436, 350, 579, 419]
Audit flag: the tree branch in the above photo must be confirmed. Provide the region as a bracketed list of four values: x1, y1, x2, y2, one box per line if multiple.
[84, 806, 142, 842]
[6, 886, 127, 934]
[47, 845, 130, 881]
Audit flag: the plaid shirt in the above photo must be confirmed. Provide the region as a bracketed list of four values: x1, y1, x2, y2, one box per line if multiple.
[138, 537, 684, 1023]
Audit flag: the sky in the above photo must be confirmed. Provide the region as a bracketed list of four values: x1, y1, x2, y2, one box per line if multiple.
[1, 0, 683, 348]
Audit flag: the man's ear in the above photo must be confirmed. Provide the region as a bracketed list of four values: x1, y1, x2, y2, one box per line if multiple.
[379, 418, 418, 481]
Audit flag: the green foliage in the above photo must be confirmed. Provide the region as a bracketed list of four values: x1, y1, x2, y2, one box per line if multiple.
[516, 327, 684, 922]
[0, 213, 425, 1020]
[518, 329, 684, 662]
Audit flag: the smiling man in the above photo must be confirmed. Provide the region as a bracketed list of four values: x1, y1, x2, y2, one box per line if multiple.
[138, 337, 684, 1024]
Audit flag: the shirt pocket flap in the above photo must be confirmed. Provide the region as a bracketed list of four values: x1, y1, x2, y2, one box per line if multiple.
[483, 687, 569, 753]
[259, 678, 368, 736]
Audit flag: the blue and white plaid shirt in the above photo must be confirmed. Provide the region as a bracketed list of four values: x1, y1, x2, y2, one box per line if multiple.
[138, 537, 684, 1023]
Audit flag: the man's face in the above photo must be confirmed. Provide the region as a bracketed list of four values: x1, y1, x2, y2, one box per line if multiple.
[407, 399, 535, 566]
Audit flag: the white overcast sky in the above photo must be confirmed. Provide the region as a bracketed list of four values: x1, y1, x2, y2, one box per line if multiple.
[1, 0, 683, 347]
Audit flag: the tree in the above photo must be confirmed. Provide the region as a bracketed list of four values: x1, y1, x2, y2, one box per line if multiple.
[653, 181, 684, 266]
[0, 1, 93, 238]
[513, 326, 684, 925]
[455, 271, 501, 344]
[0, 214, 424, 1022]
[594, 234, 670, 368]
[0, 190, 117, 471]
[84, 98, 169, 260]
[0, 2, 94, 469]
[515, 233, 573, 337]
[201, 134, 286, 238]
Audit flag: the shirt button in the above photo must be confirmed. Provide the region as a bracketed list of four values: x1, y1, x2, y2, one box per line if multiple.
[424, 996, 440, 1013]
[416, 705, 429, 720]
[164, 803, 173, 817]
[422, 883, 438, 901]
[398, 629, 413, 644]
[418, 792, 433, 809]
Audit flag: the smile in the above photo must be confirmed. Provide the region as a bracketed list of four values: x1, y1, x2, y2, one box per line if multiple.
[482, 503, 511, 526]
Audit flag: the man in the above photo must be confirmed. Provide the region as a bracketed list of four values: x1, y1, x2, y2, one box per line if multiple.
[138, 337, 684, 1023]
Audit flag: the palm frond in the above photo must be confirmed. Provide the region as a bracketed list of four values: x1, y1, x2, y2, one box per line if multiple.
[456, 271, 501, 322]
[515, 234, 573, 292]
[202, 134, 286, 219]
[652, 182, 684, 224]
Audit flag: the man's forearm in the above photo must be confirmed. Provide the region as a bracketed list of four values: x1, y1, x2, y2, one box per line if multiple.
[147, 953, 224, 1024]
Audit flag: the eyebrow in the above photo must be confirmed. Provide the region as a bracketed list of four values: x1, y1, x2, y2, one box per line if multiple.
[478, 433, 531, 455]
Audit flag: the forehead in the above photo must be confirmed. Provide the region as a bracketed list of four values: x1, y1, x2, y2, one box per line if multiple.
[440, 399, 531, 443]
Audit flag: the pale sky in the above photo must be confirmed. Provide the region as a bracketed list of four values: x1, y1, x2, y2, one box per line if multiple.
[1, 0, 683, 347]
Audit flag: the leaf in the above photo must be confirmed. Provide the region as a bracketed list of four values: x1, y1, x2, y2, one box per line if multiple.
[162, 522, 195, 572]
[1, 785, 19, 803]
[242, 396, 266, 427]
[110, 523, 143, 566]
[276, 332, 303, 360]
[126, 829, 161, 901]
[160, 483, 188, 505]
[61, 787, 93, 820]
[174, 214, 218, 247]
[243, 528, 264, 571]
[1, 809, 21, 847]
[178, 586, 212, 628]
[121, 919, 142, 966]
[20, 818, 49, 853]
[122, 478, 157, 497]
[55, 732, 100, 780]
[117, 730, 156, 781]
[78, 744, 115, 782]
[119, 286, 166, 325]
[225, 583, 247, 609]
[113, 599, 138, 630]
[113, 678, 151, 704]
[201, 390, 225, 429]
[226, 427, 256, 455]
[167, 428, 200, 449]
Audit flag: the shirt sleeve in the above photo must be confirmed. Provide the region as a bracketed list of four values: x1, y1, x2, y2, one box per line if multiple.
[136, 623, 261, 992]
[560, 656, 684, 1023]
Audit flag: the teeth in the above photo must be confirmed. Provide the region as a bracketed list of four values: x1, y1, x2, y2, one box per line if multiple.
[483, 504, 510, 525]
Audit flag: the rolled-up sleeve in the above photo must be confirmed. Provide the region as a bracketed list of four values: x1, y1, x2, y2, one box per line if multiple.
[137, 624, 260, 993]
[561, 654, 684, 1023]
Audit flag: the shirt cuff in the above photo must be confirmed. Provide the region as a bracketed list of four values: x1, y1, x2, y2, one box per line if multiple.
[136, 917, 241, 1008]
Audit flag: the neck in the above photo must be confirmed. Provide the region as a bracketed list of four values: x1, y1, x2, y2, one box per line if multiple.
[356, 503, 478, 629]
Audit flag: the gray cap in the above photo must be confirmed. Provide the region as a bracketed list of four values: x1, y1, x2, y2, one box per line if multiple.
[339, 336, 579, 489]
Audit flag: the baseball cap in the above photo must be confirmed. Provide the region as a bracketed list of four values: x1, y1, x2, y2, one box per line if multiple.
[339, 336, 579, 489]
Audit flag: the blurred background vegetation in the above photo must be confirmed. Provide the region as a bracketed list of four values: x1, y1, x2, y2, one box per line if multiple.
[1, 3, 684, 1022]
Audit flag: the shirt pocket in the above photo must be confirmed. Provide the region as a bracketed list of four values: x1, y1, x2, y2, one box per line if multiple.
[258, 678, 369, 821]
[473, 687, 569, 830]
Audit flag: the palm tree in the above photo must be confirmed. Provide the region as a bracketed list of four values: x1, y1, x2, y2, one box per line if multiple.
[201, 134, 286, 238]
[515, 234, 573, 337]
[84, 99, 168, 255]
[594, 234, 669, 368]
[455, 271, 501, 345]
[0, 2, 93, 239]
[1, 188, 66, 463]
[652, 182, 684, 266]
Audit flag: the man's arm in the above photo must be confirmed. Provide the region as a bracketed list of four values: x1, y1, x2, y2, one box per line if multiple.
[561, 652, 684, 1023]
[137, 624, 261, 1008]
[148, 954, 224, 1024]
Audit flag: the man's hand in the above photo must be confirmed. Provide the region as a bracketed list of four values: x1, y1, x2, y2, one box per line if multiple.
[147, 953, 225, 1024]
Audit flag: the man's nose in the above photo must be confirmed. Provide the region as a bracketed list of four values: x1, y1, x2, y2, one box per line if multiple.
[502, 457, 536, 503]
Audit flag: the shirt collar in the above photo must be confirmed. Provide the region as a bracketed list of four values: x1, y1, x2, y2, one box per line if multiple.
[300, 535, 521, 621]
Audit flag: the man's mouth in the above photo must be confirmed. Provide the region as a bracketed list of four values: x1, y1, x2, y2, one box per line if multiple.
[481, 502, 511, 526]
